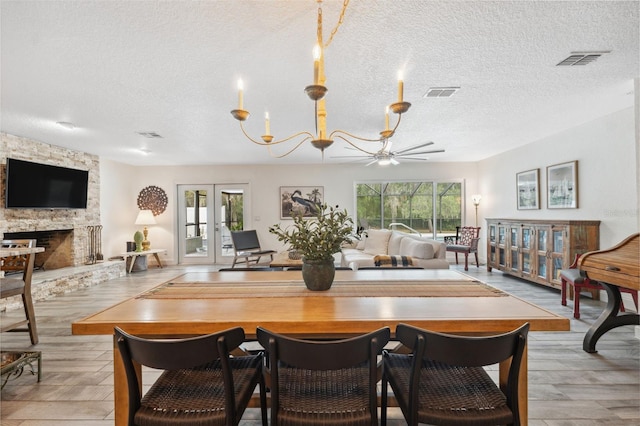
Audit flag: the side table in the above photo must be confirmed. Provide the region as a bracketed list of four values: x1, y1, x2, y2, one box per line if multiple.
[121, 249, 167, 273]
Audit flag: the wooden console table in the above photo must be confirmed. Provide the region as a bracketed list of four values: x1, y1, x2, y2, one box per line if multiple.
[121, 249, 166, 273]
[486, 218, 600, 289]
[269, 251, 303, 268]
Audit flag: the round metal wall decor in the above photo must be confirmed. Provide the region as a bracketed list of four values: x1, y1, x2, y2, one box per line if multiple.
[137, 185, 168, 216]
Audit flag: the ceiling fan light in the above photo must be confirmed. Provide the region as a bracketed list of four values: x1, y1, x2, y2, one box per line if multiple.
[56, 121, 75, 130]
[378, 158, 392, 166]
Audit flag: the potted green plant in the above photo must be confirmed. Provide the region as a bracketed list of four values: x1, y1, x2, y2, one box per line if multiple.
[269, 203, 354, 290]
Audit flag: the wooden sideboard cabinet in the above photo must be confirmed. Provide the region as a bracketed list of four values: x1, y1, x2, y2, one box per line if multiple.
[486, 219, 600, 289]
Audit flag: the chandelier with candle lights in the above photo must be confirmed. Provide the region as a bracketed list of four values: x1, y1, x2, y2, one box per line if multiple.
[230, 0, 411, 158]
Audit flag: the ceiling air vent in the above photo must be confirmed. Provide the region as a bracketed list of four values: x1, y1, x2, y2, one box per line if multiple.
[556, 51, 610, 66]
[136, 131, 163, 139]
[423, 87, 460, 98]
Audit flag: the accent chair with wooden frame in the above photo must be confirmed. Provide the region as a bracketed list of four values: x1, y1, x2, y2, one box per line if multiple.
[445, 226, 481, 271]
[230, 230, 276, 268]
[1, 239, 39, 344]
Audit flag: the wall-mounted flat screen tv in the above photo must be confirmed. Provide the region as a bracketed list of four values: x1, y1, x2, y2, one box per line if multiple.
[5, 158, 89, 209]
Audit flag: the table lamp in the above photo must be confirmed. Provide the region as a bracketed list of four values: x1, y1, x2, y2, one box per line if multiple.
[135, 209, 156, 251]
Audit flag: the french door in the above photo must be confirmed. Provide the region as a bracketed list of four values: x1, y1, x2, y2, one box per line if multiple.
[177, 184, 250, 264]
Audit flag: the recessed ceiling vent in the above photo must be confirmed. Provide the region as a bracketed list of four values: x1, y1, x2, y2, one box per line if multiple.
[423, 87, 460, 98]
[136, 131, 163, 139]
[556, 51, 610, 66]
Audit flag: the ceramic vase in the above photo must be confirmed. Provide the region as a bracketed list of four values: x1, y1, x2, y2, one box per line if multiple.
[133, 231, 144, 252]
[301, 258, 335, 291]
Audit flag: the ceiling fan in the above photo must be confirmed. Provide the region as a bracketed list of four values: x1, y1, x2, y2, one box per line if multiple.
[332, 141, 445, 166]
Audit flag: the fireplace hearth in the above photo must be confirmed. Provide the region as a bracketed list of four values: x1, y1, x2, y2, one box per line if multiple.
[3, 229, 74, 270]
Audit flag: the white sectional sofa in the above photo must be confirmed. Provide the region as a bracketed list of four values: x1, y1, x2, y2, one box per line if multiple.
[340, 229, 450, 270]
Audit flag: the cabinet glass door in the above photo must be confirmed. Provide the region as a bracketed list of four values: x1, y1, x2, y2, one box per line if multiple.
[538, 229, 547, 252]
[509, 228, 518, 271]
[521, 228, 532, 274]
[488, 224, 496, 264]
[498, 225, 506, 267]
[537, 228, 548, 279]
[550, 229, 565, 283]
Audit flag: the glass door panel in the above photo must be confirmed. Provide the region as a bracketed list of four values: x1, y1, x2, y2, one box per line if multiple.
[214, 184, 251, 264]
[435, 182, 461, 240]
[522, 253, 530, 273]
[538, 255, 547, 278]
[551, 229, 565, 282]
[522, 229, 531, 249]
[178, 183, 250, 265]
[509, 227, 518, 271]
[538, 229, 547, 252]
[553, 230, 564, 253]
[178, 185, 214, 264]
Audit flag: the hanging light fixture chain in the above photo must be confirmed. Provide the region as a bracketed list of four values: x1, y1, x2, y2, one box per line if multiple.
[324, 0, 349, 48]
[230, 0, 412, 159]
[314, 100, 319, 136]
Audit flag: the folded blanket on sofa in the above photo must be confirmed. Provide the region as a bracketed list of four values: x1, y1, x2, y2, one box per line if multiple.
[373, 255, 413, 267]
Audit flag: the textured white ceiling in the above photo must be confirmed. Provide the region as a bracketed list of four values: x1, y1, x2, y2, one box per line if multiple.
[1, 0, 638, 166]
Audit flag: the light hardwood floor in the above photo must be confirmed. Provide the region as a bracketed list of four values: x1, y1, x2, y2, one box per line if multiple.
[1, 263, 638, 425]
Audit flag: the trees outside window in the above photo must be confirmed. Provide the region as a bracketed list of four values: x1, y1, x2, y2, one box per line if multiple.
[356, 181, 462, 240]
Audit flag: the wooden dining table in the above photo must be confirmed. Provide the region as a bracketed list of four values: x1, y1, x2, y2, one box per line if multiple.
[72, 269, 569, 426]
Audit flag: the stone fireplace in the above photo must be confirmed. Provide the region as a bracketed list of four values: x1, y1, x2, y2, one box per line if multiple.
[3, 229, 75, 270]
[1, 132, 102, 270]
[0, 133, 125, 313]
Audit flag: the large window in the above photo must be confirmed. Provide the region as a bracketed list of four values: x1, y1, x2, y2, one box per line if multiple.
[355, 181, 462, 240]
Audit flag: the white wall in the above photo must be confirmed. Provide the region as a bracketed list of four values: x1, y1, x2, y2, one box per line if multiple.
[98, 161, 477, 264]
[98, 107, 637, 265]
[478, 107, 638, 251]
[99, 158, 139, 257]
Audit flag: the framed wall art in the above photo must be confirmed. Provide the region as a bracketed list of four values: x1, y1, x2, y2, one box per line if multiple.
[547, 160, 578, 209]
[280, 186, 324, 219]
[516, 169, 540, 210]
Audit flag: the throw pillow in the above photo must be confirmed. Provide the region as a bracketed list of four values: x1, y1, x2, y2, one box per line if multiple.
[363, 229, 392, 255]
[374, 255, 413, 267]
[387, 232, 404, 256]
[399, 238, 435, 260]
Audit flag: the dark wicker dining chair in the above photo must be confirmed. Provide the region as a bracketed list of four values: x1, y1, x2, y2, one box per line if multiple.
[382, 322, 530, 426]
[257, 326, 390, 426]
[115, 326, 267, 426]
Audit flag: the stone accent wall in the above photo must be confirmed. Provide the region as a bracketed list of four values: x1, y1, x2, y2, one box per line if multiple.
[0, 132, 101, 266]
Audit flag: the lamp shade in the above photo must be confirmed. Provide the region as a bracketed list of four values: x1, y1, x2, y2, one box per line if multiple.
[135, 209, 156, 225]
[471, 194, 482, 206]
